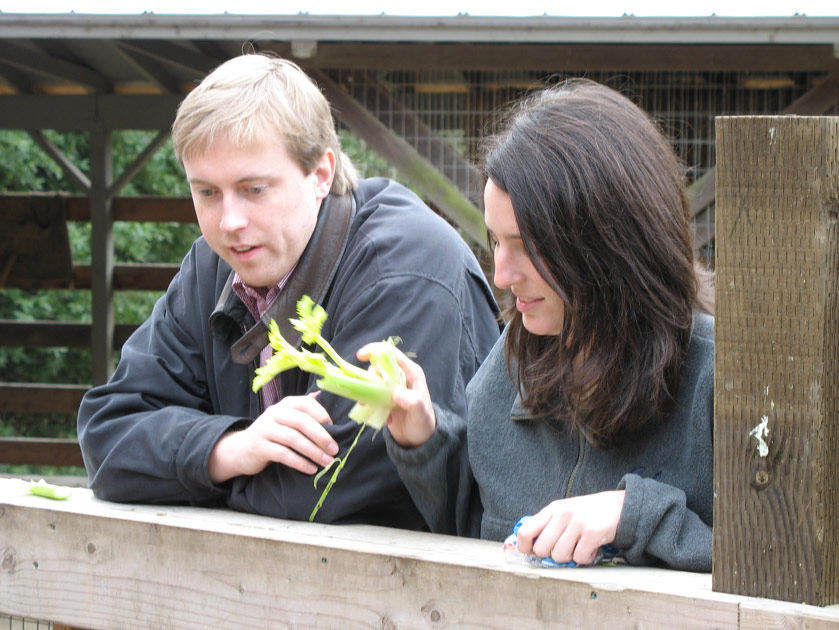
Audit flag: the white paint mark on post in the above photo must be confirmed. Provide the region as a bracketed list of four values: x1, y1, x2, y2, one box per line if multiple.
[750, 415, 770, 457]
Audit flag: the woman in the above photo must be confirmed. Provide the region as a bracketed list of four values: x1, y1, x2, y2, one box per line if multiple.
[361, 80, 714, 571]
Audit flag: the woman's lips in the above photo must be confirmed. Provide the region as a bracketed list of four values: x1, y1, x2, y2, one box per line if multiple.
[515, 295, 543, 313]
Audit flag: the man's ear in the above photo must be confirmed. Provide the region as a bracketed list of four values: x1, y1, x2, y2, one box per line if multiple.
[313, 148, 336, 200]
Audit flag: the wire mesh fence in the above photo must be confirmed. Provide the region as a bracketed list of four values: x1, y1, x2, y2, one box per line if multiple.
[0, 616, 54, 630]
[331, 67, 836, 264]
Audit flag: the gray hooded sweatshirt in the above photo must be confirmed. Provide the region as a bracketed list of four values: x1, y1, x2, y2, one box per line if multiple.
[386, 313, 714, 571]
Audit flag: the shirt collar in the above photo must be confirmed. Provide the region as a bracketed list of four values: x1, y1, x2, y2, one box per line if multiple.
[231, 265, 296, 321]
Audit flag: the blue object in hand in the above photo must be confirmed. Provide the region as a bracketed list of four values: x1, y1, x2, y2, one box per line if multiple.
[503, 515, 619, 568]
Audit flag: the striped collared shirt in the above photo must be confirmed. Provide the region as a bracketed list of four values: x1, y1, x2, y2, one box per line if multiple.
[231, 267, 295, 409]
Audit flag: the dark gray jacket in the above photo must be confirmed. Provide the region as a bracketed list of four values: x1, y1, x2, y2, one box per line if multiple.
[387, 313, 714, 569]
[78, 177, 500, 528]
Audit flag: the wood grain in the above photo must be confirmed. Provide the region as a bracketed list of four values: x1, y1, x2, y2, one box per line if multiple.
[713, 115, 839, 605]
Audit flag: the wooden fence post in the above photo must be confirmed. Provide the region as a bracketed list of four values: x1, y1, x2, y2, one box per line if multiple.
[714, 115, 839, 605]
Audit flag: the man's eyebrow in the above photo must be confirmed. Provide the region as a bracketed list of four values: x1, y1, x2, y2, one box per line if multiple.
[187, 174, 278, 185]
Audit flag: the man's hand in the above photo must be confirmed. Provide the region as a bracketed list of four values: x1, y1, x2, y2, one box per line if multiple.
[516, 490, 626, 565]
[208, 393, 339, 483]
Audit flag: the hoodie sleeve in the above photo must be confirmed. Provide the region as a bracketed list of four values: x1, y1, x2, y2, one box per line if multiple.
[614, 473, 712, 571]
[384, 403, 483, 538]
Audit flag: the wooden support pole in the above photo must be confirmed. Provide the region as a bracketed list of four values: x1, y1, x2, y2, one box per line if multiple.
[713, 115, 839, 605]
[89, 126, 115, 385]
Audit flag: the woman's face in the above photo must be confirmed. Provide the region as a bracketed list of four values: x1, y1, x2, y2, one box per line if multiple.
[484, 179, 565, 336]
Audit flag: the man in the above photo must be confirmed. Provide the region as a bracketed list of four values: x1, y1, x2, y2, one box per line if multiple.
[77, 54, 500, 528]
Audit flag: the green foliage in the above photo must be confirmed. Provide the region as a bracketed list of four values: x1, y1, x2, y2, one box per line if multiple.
[339, 129, 398, 180]
[0, 129, 198, 442]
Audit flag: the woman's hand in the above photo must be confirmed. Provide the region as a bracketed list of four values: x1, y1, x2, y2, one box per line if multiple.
[357, 342, 436, 448]
[516, 490, 626, 565]
[208, 393, 339, 482]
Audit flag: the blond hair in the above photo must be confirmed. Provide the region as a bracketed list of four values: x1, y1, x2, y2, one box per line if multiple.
[172, 53, 357, 195]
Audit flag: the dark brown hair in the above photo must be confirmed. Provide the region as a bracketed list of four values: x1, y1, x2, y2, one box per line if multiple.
[483, 79, 711, 448]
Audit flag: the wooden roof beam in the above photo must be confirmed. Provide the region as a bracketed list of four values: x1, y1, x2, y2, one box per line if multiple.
[113, 43, 181, 94]
[0, 40, 110, 92]
[116, 40, 220, 76]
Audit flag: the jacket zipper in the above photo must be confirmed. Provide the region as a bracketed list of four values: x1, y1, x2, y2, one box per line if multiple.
[564, 430, 585, 498]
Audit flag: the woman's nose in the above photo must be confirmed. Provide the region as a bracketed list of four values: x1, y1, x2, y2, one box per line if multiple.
[493, 248, 522, 290]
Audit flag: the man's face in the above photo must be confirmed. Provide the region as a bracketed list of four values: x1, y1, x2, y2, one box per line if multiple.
[184, 135, 335, 288]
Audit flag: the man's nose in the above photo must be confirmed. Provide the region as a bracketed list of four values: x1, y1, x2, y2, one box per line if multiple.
[219, 196, 248, 232]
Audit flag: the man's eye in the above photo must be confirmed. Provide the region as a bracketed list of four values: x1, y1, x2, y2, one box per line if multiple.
[196, 188, 215, 198]
[247, 185, 265, 195]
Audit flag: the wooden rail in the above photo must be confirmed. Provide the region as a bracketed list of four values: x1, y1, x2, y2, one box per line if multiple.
[0, 383, 87, 414]
[0, 438, 84, 467]
[1, 482, 838, 630]
[0, 320, 138, 349]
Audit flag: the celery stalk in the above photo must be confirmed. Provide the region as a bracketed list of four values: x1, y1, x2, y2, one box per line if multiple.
[316, 370, 395, 407]
[251, 295, 405, 521]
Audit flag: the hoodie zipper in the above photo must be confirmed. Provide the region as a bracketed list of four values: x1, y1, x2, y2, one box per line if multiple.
[515, 410, 586, 499]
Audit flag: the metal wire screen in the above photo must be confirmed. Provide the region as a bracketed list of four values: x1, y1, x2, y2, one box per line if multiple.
[332, 68, 837, 262]
[0, 616, 53, 630]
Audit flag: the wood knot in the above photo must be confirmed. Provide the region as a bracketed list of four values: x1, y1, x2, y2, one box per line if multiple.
[421, 601, 444, 625]
[1, 548, 16, 571]
[753, 469, 771, 488]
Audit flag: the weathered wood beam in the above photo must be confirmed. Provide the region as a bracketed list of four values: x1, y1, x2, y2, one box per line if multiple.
[116, 40, 220, 75]
[0, 59, 33, 93]
[72, 263, 179, 291]
[308, 68, 486, 247]
[1, 95, 182, 130]
[784, 69, 839, 115]
[0, 383, 87, 414]
[89, 126, 114, 385]
[113, 42, 181, 94]
[0, 320, 138, 348]
[714, 115, 839, 605]
[267, 42, 839, 72]
[28, 130, 91, 192]
[61, 195, 195, 222]
[0, 194, 196, 223]
[0, 437, 84, 467]
[0, 40, 111, 92]
[2, 484, 839, 630]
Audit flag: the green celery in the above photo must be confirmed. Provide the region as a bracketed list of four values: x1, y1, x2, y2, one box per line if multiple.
[251, 295, 405, 521]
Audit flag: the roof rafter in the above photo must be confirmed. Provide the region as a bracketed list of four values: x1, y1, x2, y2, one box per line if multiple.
[113, 42, 181, 94]
[0, 40, 110, 92]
